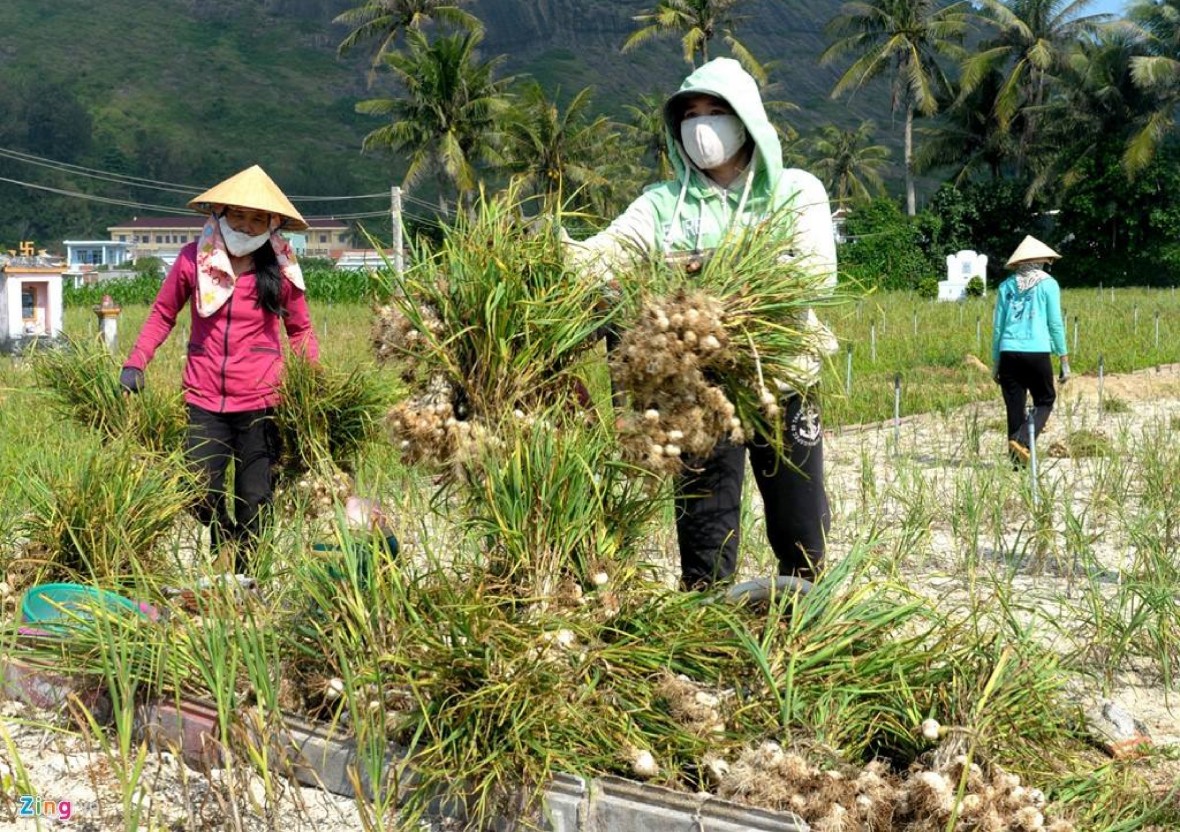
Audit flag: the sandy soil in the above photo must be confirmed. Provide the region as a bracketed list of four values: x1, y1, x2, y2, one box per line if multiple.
[822, 361, 1180, 771]
[0, 696, 367, 831]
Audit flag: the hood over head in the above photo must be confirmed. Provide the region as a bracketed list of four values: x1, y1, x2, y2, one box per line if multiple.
[662, 58, 782, 194]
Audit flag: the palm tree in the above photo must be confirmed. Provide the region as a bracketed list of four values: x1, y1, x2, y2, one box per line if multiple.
[822, 0, 975, 215]
[622, 93, 674, 180]
[1127, 0, 1180, 172]
[807, 121, 891, 204]
[1034, 27, 1148, 190]
[334, 0, 482, 82]
[915, 71, 1020, 183]
[356, 29, 510, 210]
[622, 0, 768, 84]
[764, 95, 803, 149]
[494, 83, 623, 214]
[959, 0, 1110, 165]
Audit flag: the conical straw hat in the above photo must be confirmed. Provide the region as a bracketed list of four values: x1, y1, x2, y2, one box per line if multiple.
[1006, 235, 1060, 268]
[187, 165, 308, 230]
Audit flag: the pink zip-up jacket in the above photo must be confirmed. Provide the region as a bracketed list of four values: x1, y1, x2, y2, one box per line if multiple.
[125, 242, 320, 413]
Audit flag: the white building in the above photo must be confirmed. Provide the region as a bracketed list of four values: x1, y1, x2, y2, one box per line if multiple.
[335, 249, 395, 271]
[939, 250, 988, 301]
[107, 216, 351, 261]
[0, 255, 65, 350]
[63, 240, 134, 269]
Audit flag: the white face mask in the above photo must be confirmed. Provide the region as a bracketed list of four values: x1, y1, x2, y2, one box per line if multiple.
[680, 114, 747, 170]
[218, 216, 271, 257]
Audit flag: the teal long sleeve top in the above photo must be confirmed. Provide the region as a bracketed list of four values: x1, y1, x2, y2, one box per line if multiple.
[991, 274, 1067, 366]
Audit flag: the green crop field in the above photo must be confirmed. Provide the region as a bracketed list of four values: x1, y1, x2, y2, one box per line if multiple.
[819, 287, 1180, 426]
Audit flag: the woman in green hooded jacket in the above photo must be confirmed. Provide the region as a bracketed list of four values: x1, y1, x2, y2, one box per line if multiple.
[568, 58, 838, 589]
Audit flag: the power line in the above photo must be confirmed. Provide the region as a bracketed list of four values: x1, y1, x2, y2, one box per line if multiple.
[403, 192, 443, 209]
[0, 147, 205, 191]
[0, 145, 392, 202]
[0, 174, 196, 214]
[0, 171, 441, 229]
[292, 192, 389, 201]
[0, 148, 202, 196]
[306, 210, 392, 220]
[0, 146, 600, 225]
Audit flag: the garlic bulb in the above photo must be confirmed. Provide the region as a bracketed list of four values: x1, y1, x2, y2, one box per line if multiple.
[921, 718, 942, 741]
[629, 748, 658, 779]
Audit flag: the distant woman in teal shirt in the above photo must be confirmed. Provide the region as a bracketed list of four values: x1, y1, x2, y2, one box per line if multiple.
[991, 236, 1070, 463]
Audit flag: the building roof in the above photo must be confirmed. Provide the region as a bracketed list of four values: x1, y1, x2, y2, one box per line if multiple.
[2, 256, 65, 272]
[108, 215, 349, 231]
[64, 240, 135, 246]
[336, 249, 395, 269]
[336, 248, 394, 259]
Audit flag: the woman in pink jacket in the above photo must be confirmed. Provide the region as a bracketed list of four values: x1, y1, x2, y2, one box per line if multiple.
[120, 165, 320, 573]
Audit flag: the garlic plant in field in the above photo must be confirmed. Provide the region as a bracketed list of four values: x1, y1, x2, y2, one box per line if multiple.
[277, 466, 353, 520]
[457, 409, 662, 595]
[657, 672, 728, 737]
[30, 335, 187, 455]
[269, 354, 388, 522]
[19, 441, 194, 582]
[367, 193, 666, 614]
[371, 189, 608, 472]
[611, 211, 842, 475]
[371, 298, 443, 367]
[31, 338, 389, 530]
[383, 373, 490, 471]
[272, 354, 387, 482]
[367, 191, 669, 604]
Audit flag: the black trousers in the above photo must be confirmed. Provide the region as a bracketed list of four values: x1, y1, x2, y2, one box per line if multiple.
[997, 351, 1056, 447]
[185, 404, 280, 571]
[675, 393, 830, 589]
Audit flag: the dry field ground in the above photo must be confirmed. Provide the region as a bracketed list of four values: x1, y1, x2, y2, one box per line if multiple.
[820, 365, 1180, 788]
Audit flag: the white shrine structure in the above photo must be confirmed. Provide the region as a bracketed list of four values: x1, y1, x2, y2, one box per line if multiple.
[938, 249, 988, 301]
[0, 243, 66, 352]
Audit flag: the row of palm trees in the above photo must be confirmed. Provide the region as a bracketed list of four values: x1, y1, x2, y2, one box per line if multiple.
[827, 0, 1180, 214]
[333, 0, 886, 215]
[332, 0, 1180, 221]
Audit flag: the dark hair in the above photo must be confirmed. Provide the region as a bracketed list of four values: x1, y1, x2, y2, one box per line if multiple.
[668, 92, 736, 126]
[253, 240, 286, 318]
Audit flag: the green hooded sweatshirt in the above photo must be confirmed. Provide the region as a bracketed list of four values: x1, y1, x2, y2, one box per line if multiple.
[570, 57, 838, 385]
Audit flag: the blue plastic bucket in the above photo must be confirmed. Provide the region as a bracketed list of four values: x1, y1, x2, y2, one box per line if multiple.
[20, 583, 156, 633]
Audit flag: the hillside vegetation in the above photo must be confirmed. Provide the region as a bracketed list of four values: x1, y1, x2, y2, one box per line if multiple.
[0, 0, 867, 243]
[472, 0, 870, 126]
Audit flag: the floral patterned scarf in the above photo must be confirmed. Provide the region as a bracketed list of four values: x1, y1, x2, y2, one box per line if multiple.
[195, 215, 306, 317]
[1015, 263, 1049, 293]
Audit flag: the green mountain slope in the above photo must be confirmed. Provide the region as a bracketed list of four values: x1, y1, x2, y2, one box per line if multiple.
[0, 0, 881, 244]
[473, 0, 881, 129]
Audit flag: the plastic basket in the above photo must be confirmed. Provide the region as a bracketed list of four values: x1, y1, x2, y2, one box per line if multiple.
[20, 582, 155, 632]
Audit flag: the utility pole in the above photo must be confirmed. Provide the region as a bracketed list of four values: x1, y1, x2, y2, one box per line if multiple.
[391, 185, 404, 278]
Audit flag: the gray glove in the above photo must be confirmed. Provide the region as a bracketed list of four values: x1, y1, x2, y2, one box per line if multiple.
[119, 366, 145, 394]
[1058, 359, 1071, 384]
